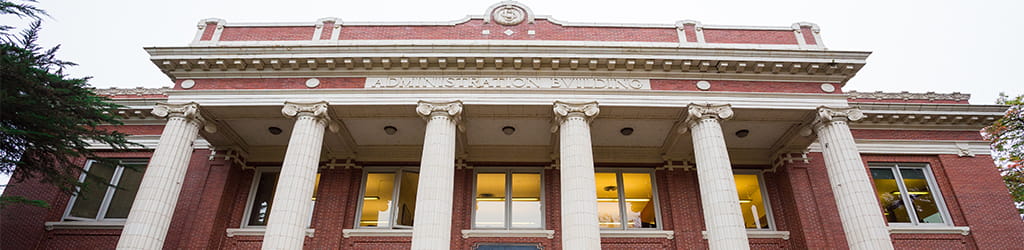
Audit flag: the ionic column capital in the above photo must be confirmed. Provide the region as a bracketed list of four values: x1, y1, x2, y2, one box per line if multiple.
[685, 103, 733, 126]
[417, 100, 463, 122]
[152, 102, 203, 120]
[813, 106, 864, 128]
[152, 102, 208, 128]
[282, 101, 331, 120]
[553, 101, 600, 124]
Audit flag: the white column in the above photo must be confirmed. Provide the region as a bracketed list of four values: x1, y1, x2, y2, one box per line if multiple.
[685, 103, 749, 250]
[553, 101, 602, 250]
[262, 101, 331, 250]
[813, 107, 893, 250]
[410, 100, 463, 250]
[118, 102, 206, 250]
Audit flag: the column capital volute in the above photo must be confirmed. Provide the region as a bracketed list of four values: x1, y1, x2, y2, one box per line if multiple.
[553, 101, 600, 124]
[282, 101, 331, 120]
[416, 100, 463, 122]
[685, 103, 733, 125]
[152, 102, 207, 124]
[813, 106, 864, 128]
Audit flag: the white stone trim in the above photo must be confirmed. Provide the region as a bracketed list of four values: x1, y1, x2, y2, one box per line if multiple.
[543, 16, 674, 28]
[703, 24, 794, 31]
[86, 136, 210, 150]
[809, 140, 992, 155]
[45, 221, 125, 230]
[700, 230, 791, 240]
[600, 230, 676, 239]
[225, 228, 315, 237]
[342, 229, 413, 238]
[166, 89, 850, 111]
[461, 230, 555, 239]
[888, 226, 970, 235]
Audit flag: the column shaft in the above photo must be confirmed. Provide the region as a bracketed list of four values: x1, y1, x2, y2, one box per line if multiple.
[118, 103, 203, 250]
[815, 108, 893, 250]
[411, 101, 461, 250]
[262, 102, 329, 250]
[559, 114, 602, 249]
[688, 104, 749, 250]
[553, 101, 601, 250]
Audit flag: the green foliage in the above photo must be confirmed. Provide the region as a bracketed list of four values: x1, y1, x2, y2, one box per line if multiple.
[984, 93, 1024, 214]
[1, 0, 137, 208]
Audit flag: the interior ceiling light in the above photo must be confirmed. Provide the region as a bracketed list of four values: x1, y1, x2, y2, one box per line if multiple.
[502, 126, 516, 135]
[268, 127, 283, 135]
[735, 129, 750, 138]
[620, 127, 634, 136]
[384, 126, 398, 135]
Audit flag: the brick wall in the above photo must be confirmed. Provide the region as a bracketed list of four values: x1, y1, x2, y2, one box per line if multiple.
[702, 29, 798, 44]
[5, 151, 1021, 249]
[173, 77, 365, 90]
[651, 79, 837, 94]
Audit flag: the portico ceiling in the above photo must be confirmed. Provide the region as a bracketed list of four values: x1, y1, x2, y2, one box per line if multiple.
[198, 104, 814, 166]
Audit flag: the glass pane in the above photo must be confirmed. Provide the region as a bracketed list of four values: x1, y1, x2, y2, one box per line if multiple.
[312, 173, 321, 201]
[900, 168, 944, 224]
[735, 174, 768, 229]
[69, 161, 117, 219]
[595, 172, 621, 228]
[510, 173, 542, 229]
[871, 168, 912, 223]
[622, 173, 656, 228]
[247, 172, 279, 226]
[105, 161, 148, 218]
[475, 173, 507, 228]
[395, 172, 419, 227]
[360, 173, 395, 228]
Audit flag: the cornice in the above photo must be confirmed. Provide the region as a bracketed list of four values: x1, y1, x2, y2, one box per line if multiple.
[146, 44, 868, 83]
[849, 102, 1006, 129]
[93, 87, 171, 97]
[847, 90, 971, 102]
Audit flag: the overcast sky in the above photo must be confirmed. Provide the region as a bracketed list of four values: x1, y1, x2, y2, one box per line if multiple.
[1, 0, 1020, 104]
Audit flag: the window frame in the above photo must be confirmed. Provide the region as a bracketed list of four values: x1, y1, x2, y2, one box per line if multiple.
[868, 162, 953, 227]
[595, 168, 663, 230]
[354, 167, 420, 229]
[470, 167, 546, 230]
[240, 167, 318, 228]
[732, 170, 777, 231]
[62, 159, 149, 222]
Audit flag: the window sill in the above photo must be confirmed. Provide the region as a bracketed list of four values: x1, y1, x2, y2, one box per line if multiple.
[461, 229, 555, 239]
[601, 230, 675, 239]
[44, 221, 125, 231]
[701, 230, 791, 240]
[888, 226, 970, 235]
[225, 228, 315, 237]
[342, 229, 413, 238]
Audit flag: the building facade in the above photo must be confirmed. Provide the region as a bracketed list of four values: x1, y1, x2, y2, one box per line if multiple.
[3, 1, 1023, 249]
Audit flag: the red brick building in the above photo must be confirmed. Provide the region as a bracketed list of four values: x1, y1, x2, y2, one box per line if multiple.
[3, 1, 1023, 249]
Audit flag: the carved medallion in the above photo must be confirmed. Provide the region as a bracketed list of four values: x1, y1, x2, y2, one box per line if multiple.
[492, 5, 526, 26]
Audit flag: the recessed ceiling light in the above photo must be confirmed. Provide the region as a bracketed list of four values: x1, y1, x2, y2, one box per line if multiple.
[502, 126, 516, 135]
[384, 126, 398, 135]
[620, 127, 634, 136]
[735, 129, 750, 138]
[268, 127, 283, 135]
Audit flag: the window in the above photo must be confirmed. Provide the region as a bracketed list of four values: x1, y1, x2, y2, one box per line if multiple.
[242, 169, 321, 227]
[472, 169, 544, 229]
[734, 171, 775, 229]
[869, 163, 950, 225]
[63, 159, 148, 221]
[357, 168, 419, 229]
[595, 169, 660, 229]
